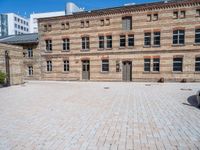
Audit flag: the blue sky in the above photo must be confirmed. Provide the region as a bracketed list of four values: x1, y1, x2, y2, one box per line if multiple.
[0, 0, 156, 18]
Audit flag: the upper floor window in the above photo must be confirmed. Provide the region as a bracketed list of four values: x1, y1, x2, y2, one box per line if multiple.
[81, 21, 84, 28]
[122, 16, 132, 31]
[85, 21, 89, 28]
[144, 32, 151, 46]
[47, 60, 52, 72]
[153, 58, 160, 72]
[128, 35, 134, 47]
[105, 19, 110, 26]
[43, 24, 52, 32]
[100, 20, 104, 26]
[61, 22, 70, 30]
[153, 14, 158, 21]
[64, 60, 69, 72]
[28, 66, 33, 76]
[147, 14, 152, 22]
[120, 35, 126, 47]
[99, 36, 104, 49]
[195, 29, 200, 44]
[173, 11, 179, 19]
[63, 38, 70, 51]
[173, 57, 183, 72]
[82, 37, 90, 50]
[106, 35, 112, 49]
[101, 60, 109, 72]
[153, 32, 160, 46]
[173, 30, 185, 45]
[27, 48, 33, 58]
[45, 40, 52, 51]
[180, 11, 186, 19]
[144, 58, 151, 72]
[196, 9, 200, 17]
[195, 57, 200, 72]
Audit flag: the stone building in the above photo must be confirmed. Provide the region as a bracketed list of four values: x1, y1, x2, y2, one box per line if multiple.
[37, 0, 200, 82]
[0, 43, 23, 85]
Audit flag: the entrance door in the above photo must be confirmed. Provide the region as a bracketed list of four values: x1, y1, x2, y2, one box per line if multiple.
[82, 60, 90, 80]
[122, 61, 132, 81]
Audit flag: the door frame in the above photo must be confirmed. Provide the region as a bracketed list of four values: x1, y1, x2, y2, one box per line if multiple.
[82, 60, 90, 80]
[122, 61, 132, 81]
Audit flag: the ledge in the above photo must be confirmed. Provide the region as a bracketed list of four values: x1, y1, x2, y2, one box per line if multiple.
[171, 44, 185, 47]
[61, 50, 70, 52]
[152, 45, 160, 48]
[100, 71, 109, 74]
[143, 45, 151, 48]
[172, 71, 183, 74]
[193, 43, 200, 46]
[80, 49, 90, 52]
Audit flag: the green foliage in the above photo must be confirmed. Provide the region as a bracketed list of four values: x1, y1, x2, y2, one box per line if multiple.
[0, 71, 6, 84]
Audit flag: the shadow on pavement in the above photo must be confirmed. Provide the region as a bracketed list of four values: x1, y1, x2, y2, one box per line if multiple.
[182, 95, 200, 109]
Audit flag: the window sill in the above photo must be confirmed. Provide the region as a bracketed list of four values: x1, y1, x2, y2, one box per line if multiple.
[119, 47, 126, 49]
[143, 45, 151, 48]
[172, 71, 183, 74]
[80, 49, 90, 52]
[193, 43, 200, 46]
[98, 48, 105, 51]
[101, 71, 109, 74]
[105, 48, 112, 50]
[127, 46, 134, 49]
[46, 71, 52, 74]
[143, 71, 151, 74]
[171, 44, 185, 47]
[152, 45, 160, 48]
[194, 71, 200, 74]
[195, 16, 200, 18]
[45, 51, 53, 53]
[173, 17, 178, 19]
[63, 71, 70, 74]
[143, 71, 160, 74]
[61, 50, 70, 52]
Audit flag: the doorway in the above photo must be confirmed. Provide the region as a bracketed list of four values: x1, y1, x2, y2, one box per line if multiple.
[122, 61, 132, 81]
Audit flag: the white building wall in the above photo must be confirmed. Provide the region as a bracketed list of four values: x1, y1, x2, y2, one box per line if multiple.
[30, 11, 65, 33]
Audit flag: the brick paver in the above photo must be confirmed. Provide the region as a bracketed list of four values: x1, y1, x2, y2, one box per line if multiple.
[0, 81, 200, 150]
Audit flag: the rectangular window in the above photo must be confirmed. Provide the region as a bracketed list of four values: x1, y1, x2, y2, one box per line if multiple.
[82, 37, 90, 50]
[147, 14, 152, 22]
[153, 14, 158, 21]
[48, 24, 52, 31]
[173, 57, 183, 72]
[144, 58, 151, 72]
[66, 22, 70, 29]
[196, 9, 200, 17]
[102, 60, 109, 72]
[153, 58, 160, 72]
[105, 19, 110, 26]
[99, 36, 104, 49]
[45, 40, 52, 51]
[180, 11, 186, 18]
[44, 25, 48, 32]
[81, 21, 84, 28]
[173, 11, 178, 19]
[173, 30, 185, 45]
[128, 35, 134, 47]
[61, 23, 65, 30]
[85, 21, 89, 28]
[195, 57, 200, 72]
[122, 16, 132, 31]
[28, 66, 33, 76]
[116, 61, 120, 72]
[100, 20, 104, 26]
[27, 48, 33, 58]
[47, 60, 52, 72]
[153, 32, 160, 46]
[195, 29, 200, 44]
[64, 60, 69, 72]
[63, 38, 70, 51]
[144, 32, 151, 46]
[120, 35, 126, 47]
[106, 35, 112, 49]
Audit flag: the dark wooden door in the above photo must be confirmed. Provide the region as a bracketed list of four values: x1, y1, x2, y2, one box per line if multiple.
[5, 51, 10, 86]
[82, 60, 90, 80]
[123, 61, 132, 81]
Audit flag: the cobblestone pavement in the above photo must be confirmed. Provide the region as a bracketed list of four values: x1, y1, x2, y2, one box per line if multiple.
[0, 81, 200, 150]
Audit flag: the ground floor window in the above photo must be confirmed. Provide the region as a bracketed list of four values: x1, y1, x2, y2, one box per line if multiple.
[195, 57, 200, 72]
[144, 58, 151, 72]
[173, 57, 183, 72]
[102, 60, 109, 72]
[28, 66, 33, 76]
[47, 60, 52, 72]
[64, 60, 69, 72]
[116, 61, 120, 72]
[153, 58, 160, 72]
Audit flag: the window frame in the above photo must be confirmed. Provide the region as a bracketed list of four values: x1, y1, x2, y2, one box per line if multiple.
[144, 32, 151, 47]
[63, 60, 70, 72]
[195, 57, 200, 72]
[28, 66, 33, 76]
[122, 16, 132, 31]
[144, 58, 151, 72]
[45, 40, 52, 51]
[153, 58, 160, 72]
[195, 28, 200, 44]
[153, 32, 161, 46]
[128, 34, 134, 47]
[82, 36, 90, 50]
[47, 60, 52, 72]
[101, 59, 109, 72]
[173, 30, 185, 45]
[99, 36, 104, 49]
[106, 35, 112, 49]
[63, 38, 70, 51]
[120, 35, 126, 47]
[27, 48, 33, 58]
[173, 57, 183, 72]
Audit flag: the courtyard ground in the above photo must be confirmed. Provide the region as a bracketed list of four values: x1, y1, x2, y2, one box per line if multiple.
[0, 81, 200, 150]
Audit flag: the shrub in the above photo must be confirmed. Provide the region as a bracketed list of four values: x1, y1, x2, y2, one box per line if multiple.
[0, 71, 6, 84]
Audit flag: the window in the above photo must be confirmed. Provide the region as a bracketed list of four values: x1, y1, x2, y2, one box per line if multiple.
[153, 58, 160, 72]
[64, 60, 69, 72]
[85, 21, 89, 28]
[45, 40, 52, 51]
[120, 35, 126, 47]
[180, 11, 186, 18]
[44, 25, 48, 32]
[173, 57, 183, 72]
[196, 9, 200, 17]
[47, 61, 52, 72]
[147, 14, 152, 21]
[61, 23, 65, 30]
[144, 32, 151, 46]
[173, 11, 178, 19]
[15, 24, 17, 28]
[102, 60, 109, 72]
[116, 61, 120, 72]
[195, 57, 200, 72]
[144, 58, 151, 72]
[105, 19, 110, 26]
[153, 32, 160, 46]
[128, 35, 134, 47]
[82, 37, 90, 50]
[81, 21, 84, 28]
[173, 30, 185, 45]
[48, 24, 52, 31]
[27, 48, 33, 58]
[28, 66, 33, 76]
[66, 22, 70, 29]
[63, 38, 70, 51]
[106, 35, 112, 49]
[100, 20, 104, 26]
[99, 36, 104, 49]
[195, 29, 200, 44]
[153, 14, 158, 21]
[14, 17, 17, 21]
[122, 16, 132, 30]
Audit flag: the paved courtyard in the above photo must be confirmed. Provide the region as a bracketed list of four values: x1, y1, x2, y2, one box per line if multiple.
[0, 81, 200, 150]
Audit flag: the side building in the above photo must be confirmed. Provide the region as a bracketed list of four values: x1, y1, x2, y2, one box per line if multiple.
[37, 0, 200, 82]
